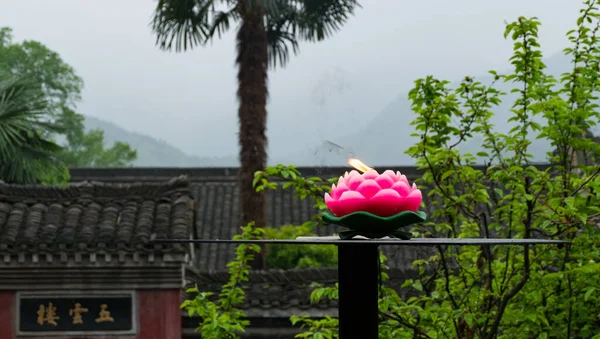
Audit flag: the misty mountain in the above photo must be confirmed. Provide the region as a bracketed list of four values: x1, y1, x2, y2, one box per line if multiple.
[284, 51, 575, 167]
[84, 115, 237, 167]
[84, 51, 581, 168]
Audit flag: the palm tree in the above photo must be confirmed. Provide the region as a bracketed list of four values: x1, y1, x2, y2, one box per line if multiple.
[151, 0, 359, 268]
[0, 75, 67, 184]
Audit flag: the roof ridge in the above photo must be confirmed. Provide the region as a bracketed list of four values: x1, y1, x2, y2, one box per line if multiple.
[185, 267, 419, 285]
[188, 267, 339, 284]
[0, 175, 190, 202]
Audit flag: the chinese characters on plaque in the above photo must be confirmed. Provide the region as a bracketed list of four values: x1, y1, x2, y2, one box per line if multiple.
[19, 294, 133, 333]
[68, 303, 88, 324]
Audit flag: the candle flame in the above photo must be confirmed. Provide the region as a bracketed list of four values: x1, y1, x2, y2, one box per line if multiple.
[348, 158, 374, 173]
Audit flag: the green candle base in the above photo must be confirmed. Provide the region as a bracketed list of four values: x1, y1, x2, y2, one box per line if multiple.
[322, 210, 427, 240]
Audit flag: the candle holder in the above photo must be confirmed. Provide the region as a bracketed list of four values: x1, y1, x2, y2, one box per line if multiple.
[322, 210, 427, 240]
[323, 159, 426, 239]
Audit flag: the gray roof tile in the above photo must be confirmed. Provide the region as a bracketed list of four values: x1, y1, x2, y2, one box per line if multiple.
[0, 176, 193, 254]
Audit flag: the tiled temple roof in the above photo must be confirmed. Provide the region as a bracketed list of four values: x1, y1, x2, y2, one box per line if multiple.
[0, 176, 194, 254]
[69, 166, 439, 271]
[68, 164, 554, 270]
[182, 266, 422, 318]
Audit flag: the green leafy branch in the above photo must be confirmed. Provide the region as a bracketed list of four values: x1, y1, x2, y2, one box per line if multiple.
[181, 223, 264, 339]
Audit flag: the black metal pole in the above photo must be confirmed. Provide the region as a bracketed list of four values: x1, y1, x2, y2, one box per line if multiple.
[338, 244, 379, 339]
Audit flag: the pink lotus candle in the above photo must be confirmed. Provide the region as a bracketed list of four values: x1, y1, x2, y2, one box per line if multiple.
[324, 158, 423, 217]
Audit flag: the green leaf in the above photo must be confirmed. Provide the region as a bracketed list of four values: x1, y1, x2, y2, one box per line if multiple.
[441, 170, 455, 181]
[584, 287, 596, 301]
[252, 174, 261, 188]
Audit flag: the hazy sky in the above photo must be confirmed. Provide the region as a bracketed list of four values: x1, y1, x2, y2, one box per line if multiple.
[0, 0, 583, 160]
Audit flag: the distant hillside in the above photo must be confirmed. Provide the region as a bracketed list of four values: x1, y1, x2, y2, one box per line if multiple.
[288, 52, 576, 166]
[83, 115, 237, 167]
[82, 52, 583, 168]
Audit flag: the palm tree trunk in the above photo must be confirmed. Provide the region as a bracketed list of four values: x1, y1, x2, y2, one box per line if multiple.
[236, 0, 268, 269]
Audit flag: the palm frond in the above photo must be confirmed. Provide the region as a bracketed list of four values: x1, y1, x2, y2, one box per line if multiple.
[0, 77, 47, 120]
[264, 0, 300, 68]
[262, 0, 358, 68]
[257, 0, 284, 17]
[266, 24, 299, 68]
[151, 0, 357, 65]
[0, 77, 45, 158]
[0, 75, 65, 184]
[292, 0, 360, 42]
[0, 148, 65, 185]
[151, 0, 227, 52]
[208, 8, 240, 39]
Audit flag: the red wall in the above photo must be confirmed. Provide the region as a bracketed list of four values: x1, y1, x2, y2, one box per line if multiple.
[0, 291, 14, 338]
[138, 290, 182, 339]
[0, 290, 181, 339]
